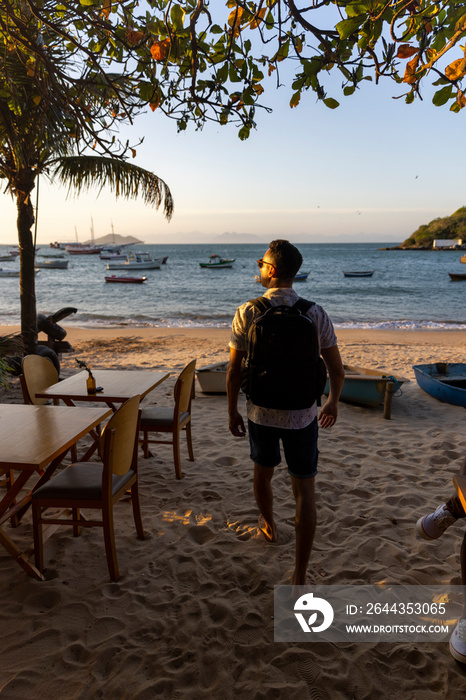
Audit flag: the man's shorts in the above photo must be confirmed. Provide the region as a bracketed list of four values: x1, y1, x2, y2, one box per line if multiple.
[247, 418, 318, 479]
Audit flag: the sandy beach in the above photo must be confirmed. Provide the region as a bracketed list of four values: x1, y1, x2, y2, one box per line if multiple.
[1, 326, 465, 699]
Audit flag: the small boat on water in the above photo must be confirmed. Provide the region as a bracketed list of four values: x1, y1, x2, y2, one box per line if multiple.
[66, 244, 101, 255]
[0, 254, 17, 262]
[200, 254, 235, 269]
[448, 273, 466, 281]
[413, 363, 466, 408]
[106, 252, 162, 270]
[323, 364, 408, 415]
[0, 268, 40, 277]
[294, 272, 310, 282]
[254, 271, 310, 283]
[343, 271, 375, 278]
[461, 255, 466, 263]
[35, 259, 69, 269]
[105, 275, 147, 284]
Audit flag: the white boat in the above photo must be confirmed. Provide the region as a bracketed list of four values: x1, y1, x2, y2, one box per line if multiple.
[196, 361, 228, 393]
[34, 259, 69, 269]
[0, 254, 17, 262]
[66, 244, 101, 255]
[200, 254, 235, 269]
[0, 268, 40, 277]
[106, 252, 162, 270]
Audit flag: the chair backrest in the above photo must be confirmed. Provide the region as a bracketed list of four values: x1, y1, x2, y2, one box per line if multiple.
[174, 360, 197, 414]
[21, 354, 59, 406]
[100, 394, 141, 476]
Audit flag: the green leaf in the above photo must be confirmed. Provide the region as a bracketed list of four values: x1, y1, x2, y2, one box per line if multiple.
[323, 97, 340, 109]
[343, 85, 356, 96]
[238, 125, 251, 140]
[170, 5, 185, 31]
[432, 85, 453, 106]
[336, 17, 364, 41]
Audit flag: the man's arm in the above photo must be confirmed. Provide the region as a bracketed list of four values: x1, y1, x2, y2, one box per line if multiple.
[319, 345, 345, 429]
[227, 347, 247, 437]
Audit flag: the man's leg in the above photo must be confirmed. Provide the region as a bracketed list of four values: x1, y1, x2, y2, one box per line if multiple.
[254, 464, 277, 542]
[290, 476, 317, 586]
[417, 456, 466, 540]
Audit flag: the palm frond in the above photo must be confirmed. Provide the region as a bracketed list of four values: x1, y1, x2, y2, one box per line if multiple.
[0, 333, 23, 358]
[52, 156, 174, 221]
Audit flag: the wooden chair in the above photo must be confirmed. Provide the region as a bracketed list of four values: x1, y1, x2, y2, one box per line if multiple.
[31, 395, 144, 581]
[140, 360, 196, 480]
[20, 354, 58, 405]
[20, 353, 80, 462]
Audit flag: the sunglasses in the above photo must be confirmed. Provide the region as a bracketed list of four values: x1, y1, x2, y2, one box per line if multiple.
[257, 259, 275, 269]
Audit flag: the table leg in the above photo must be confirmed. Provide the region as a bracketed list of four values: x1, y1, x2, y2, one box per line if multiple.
[0, 526, 45, 580]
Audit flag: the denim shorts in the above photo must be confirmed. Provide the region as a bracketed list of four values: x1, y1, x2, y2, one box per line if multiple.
[248, 418, 318, 479]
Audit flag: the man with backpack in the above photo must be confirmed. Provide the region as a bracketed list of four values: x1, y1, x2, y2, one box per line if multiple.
[227, 239, 345, 586]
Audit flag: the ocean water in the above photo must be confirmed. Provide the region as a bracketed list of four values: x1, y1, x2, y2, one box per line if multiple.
[0, 243, 465, 330]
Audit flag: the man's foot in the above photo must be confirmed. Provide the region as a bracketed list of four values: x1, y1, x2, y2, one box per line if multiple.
[450, 618, 466, 663]
[416, 504, 457, 540]
[258, 516, 277, 542]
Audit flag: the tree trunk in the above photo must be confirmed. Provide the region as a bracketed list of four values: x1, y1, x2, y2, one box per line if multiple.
[16, 174, 37, 356]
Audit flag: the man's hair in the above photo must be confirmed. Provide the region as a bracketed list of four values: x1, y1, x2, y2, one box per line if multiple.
[268, 239, 303, 280]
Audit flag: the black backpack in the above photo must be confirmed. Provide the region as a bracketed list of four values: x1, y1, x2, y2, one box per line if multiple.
[241, 297, 327, 410]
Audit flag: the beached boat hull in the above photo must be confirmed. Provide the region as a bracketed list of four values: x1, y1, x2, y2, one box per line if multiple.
[324, 364, 408, 407]
[413, 363, 466, 407]
[105, 275, 147, 284]
[196, 361, 228, 393]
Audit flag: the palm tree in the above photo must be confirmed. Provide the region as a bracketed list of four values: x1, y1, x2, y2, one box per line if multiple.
[0, 22, 173, 356]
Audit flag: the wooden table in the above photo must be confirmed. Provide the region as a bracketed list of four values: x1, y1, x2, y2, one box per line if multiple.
[0, 404, 111, 579]
[35, 369, 170, 411]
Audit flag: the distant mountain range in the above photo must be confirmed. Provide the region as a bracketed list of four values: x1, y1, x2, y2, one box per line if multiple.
[82, 234, 144, 246]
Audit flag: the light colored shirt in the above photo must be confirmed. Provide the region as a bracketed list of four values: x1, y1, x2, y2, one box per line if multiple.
[229, 287, 338, 429]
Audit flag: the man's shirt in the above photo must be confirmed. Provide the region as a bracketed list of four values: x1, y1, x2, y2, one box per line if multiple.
[229, 287, 338, 429]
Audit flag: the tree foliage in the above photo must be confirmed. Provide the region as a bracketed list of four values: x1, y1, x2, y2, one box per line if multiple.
[2, 0, 465, 146]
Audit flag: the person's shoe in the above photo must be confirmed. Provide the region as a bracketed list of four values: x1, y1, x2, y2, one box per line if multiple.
[416, 504, 457, 540]
[450, 618, 466, 663]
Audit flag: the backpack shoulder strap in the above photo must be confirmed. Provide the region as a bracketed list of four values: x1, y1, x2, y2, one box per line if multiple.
[293, 297, 316, 315]
[247, 296, 272, 314]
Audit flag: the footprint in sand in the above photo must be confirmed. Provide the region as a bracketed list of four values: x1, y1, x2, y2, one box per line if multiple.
[214, 456, 238, 468]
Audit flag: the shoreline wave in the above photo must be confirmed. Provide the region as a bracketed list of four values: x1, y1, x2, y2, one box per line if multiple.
[0, 315, 464, 332]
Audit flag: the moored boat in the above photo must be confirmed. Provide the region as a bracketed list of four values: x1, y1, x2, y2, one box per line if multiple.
[66, 244, 101, 255]
[200, 254, 235, 269]
[255, 271, 310, 283]
[0, 268, 20, 277]
[448, 273, 466, 281]
[413, 363, 466, 408]
[0, 254, 17, 262]
[323, 364, 408, 411]
[461, 255, 466, 263]
[34, 259, 69, 269]
[343, 270, 375, 278]
[106, 252, 162, 270]
[105, 275, 147, 284]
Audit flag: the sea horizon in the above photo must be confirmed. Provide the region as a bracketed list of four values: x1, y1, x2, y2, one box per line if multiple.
[1, 242, 465, 331]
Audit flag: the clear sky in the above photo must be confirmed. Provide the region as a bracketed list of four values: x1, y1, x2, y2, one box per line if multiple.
[1, 58, 464, 246]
